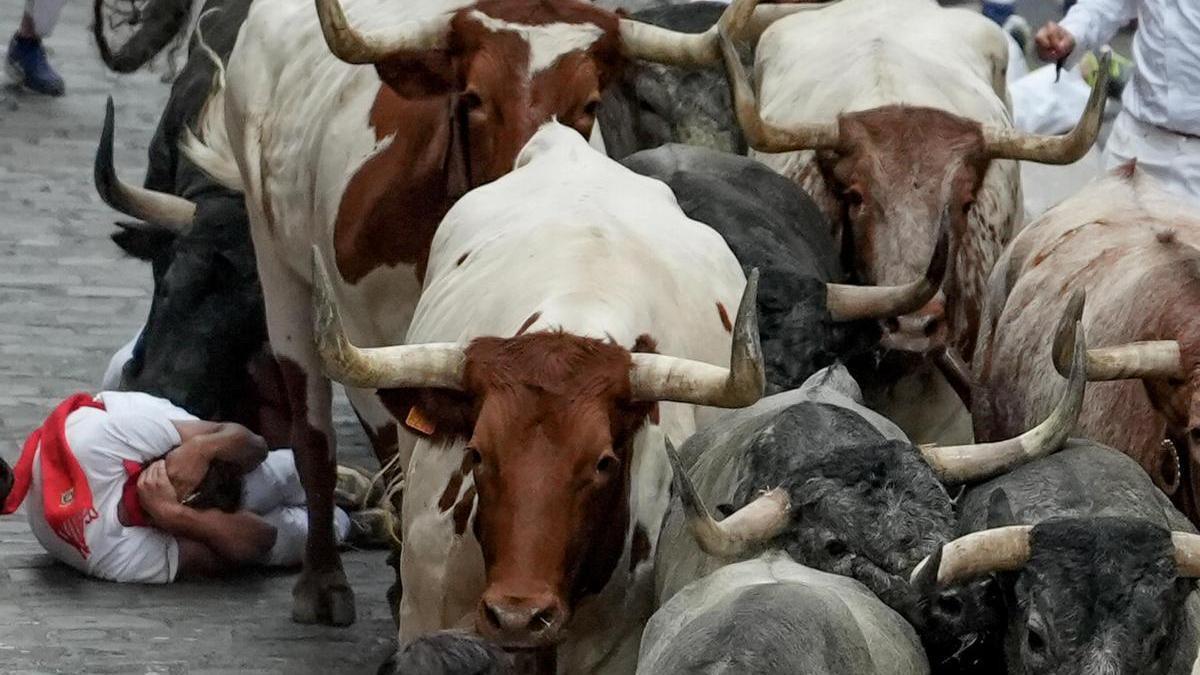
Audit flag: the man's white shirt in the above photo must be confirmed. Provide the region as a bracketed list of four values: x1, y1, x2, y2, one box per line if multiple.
[1061, 0, 1200, 136]
[26, 392, 197, 583]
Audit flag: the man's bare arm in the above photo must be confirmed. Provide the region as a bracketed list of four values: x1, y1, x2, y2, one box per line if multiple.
[139, 461, 276, 565]
[171, 420, 268, 471]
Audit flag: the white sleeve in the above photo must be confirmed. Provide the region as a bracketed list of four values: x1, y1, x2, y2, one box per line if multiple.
[1059, 0, 1139, 54]
[91, 392, 198, 463]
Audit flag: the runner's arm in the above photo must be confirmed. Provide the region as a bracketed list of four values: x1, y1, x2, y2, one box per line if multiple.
[171, 421, 268, 472]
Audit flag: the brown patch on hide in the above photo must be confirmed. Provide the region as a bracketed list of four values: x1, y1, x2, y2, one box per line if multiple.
[716, 302, 733, 333]
[516, 311, 543, 336]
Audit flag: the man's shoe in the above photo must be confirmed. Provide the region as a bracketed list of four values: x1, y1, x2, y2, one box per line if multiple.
[335, 464, 375, 511]
[7, 34, 65, 96]
[347, 507, 396, 549]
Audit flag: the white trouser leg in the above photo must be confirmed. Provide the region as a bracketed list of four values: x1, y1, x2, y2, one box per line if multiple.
[240, 449, 307, 514]
[1104, 112, 1200, 203]
[24, 0, 69, 37]
[259, 506, 351, 567]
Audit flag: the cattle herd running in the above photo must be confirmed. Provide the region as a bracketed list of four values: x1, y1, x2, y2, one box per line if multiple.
[82, 0, 1200, 671]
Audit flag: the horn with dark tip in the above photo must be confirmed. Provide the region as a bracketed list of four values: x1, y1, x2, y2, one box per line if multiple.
[825, 207, 950, 321]
[667, 437, 790, 559]
[718, 2, 839, 153]
[934, 345, 975, 410]
[909, 526, 1032, 587]
[1052, 288, 1184, 380]
[95, 97, 196, 234]
[618, 0, 838, 67]
[311, 247, 466, 390]
[629, 270, 765, 408]
[920, 310, 1088, 484]
[314, 0, 451, 65]
[1172, 532, 1200, 578]
[982, 49, 1111, 164]
[910, 542, 944, 596]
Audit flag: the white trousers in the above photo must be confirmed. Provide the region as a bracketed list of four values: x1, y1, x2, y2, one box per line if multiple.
[24, 0, 68, 37]
[1104, 112, 1200, 203]
[241, 450, 351, 567]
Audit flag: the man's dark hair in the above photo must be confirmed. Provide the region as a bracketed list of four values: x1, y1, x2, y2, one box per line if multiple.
[378, 631, 512, 675]
[0, 456, 13, 506]
[184, 459, 243, 512]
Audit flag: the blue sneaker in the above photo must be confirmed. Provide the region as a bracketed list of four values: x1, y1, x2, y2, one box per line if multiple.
[7, 34, 65, 96]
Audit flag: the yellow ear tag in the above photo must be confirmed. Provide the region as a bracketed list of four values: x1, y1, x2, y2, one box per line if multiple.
[406, 407, 437, 436]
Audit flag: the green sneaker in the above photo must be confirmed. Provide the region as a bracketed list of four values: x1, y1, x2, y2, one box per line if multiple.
[1080, 49, 1134, 99]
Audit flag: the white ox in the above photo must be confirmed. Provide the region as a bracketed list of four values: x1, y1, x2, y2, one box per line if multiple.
[974, 163, 1200, 525]
[182, 0, 801, 626]
[312, 122, 764, 672]
[717, 0, 1107, 444]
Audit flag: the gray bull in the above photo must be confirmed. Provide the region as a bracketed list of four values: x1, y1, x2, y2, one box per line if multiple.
[598, 3, 742, 160]
[639, 551, 928, 674]
[622, 145, 948, 392]
[651, 323, 1086, 673]
[919, 442, 1200, 675]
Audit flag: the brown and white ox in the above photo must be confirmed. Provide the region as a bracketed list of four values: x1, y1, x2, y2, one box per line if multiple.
[973, 162, 1200, 523]
[181, 0, 826, 626]
[716, 0, 1108, 444]
[313, 122, 769, 671]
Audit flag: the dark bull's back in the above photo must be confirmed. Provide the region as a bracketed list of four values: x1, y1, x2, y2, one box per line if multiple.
[102, 0, 269, 427]
[623, 145, 879, 392]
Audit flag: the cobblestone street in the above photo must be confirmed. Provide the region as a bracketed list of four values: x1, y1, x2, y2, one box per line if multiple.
[0, 1, 395, 672]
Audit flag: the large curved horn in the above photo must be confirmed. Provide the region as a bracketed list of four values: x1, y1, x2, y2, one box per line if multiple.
[314, 0, 451, 65]
[909, 526, 1032, 587]
[920, 310, 1088, 484]
[630, 270, 765, 408]
[95, 97, 195, 235]
[618, 1, 836, 67]
[718, 0, 839, 153]
[982, 49, 1111, 164]
[826, 207, 950, 321]
[667, 437, 790, 559]
[311, 247, 466, 390]
[1051, 289, 1183, 380]
[1172, 532, 1200, 578]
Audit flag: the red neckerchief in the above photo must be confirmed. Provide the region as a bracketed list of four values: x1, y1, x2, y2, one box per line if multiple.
[3, 393, 106, 559]
[120, 460, 151, 528]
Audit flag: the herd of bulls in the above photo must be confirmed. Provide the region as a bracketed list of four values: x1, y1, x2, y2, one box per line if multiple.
[86, 0, 1200, 672]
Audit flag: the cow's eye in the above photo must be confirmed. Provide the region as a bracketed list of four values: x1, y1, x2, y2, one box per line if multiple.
[582, 99, 600, 117]
[461, 90, 483, 112]
[844, 187, 864, 208]
[596, 453, 620, 475]
[1026, 625, 1047, 655]
[962, 199, 976, 216]
[467, 446, 483, 467]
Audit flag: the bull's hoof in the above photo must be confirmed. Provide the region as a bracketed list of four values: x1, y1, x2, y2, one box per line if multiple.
[292, 569, 357, 626]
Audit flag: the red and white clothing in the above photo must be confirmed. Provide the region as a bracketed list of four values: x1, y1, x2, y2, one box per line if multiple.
[19, 391, 347, 583]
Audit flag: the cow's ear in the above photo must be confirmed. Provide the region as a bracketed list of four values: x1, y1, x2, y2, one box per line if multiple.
[375, 50, 458, 99]
[376, 387, 477, 440]
[985, 488, 1016, 529]
[111, 222, 174, 261]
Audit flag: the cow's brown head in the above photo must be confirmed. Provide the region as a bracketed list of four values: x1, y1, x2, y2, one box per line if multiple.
[717, 8, 1112, 353]
[315, 0, 754, 190]
[310, 252, 765, 647]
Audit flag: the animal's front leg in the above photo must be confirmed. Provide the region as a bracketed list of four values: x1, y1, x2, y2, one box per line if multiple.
[256, 242, 354, 627]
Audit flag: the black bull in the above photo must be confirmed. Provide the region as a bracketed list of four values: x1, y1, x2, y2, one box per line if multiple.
[94, 0, 279, 436]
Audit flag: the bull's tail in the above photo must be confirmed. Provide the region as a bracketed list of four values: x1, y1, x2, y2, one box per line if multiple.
[92, 0, 191, 73]
[179, 9, 243, 192]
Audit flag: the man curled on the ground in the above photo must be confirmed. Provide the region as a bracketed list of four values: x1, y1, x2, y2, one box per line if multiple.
[0, 391, 377, 583]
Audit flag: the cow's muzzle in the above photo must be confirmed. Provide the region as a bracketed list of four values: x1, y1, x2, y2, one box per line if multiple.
[477, 587, 568, 649]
